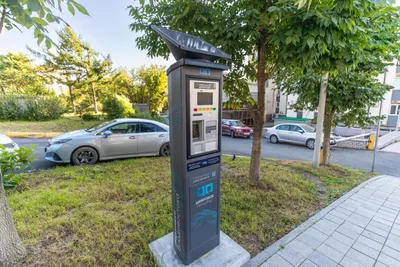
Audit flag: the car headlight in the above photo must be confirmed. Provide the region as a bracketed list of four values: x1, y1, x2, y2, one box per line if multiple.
[52, 139, 72, 145]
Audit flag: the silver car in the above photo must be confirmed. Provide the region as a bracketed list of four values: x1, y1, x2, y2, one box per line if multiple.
[45, 118, 170, 165]
[263, 123, 336, 149]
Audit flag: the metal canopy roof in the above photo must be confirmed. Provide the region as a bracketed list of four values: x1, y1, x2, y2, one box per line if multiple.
[151, 25, 231, 62]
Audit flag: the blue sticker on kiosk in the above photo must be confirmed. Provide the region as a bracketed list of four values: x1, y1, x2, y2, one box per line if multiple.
[200, 68, 211, 76]
[187, 156, 220, 172]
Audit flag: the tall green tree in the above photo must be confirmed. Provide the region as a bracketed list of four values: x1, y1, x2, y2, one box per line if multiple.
[0, 52, 50, 95]
[268, 0, 400, 167]
[131, 65, 167, 115]
[29, 27, 86, 111]
[276, 68, 392, 164]
[31, 27, 112, 113]
[129, 0, 283, 182]
[0, 2, 88, 266]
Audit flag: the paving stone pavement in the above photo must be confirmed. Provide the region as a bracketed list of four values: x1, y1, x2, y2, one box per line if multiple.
[252, 175, 400, 267]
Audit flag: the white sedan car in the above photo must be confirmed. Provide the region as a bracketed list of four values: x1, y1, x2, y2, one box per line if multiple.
[0, 134, 19, 150]
[263, 123, 336, 149]
[45, 118, 170, 165]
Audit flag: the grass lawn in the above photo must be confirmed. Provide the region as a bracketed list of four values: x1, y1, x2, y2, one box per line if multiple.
[0, 115, 106, 133]
[7, 156, 373, 266]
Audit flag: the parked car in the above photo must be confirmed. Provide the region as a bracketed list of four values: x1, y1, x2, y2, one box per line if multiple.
[263, 123, 336, 149]
[222, 119, 253, 138]
[0, 134, 19, 151]
[45, 118, 170, 165]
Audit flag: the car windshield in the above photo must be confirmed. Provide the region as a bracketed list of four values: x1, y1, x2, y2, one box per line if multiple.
[302, 125, 315, 133]
[230, 121, 245, 126]
[85, 120, 116, 132]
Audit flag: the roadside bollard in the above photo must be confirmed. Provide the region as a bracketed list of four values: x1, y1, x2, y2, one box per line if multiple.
[319, 147, 323, 164]
[368, 135, 375, 150]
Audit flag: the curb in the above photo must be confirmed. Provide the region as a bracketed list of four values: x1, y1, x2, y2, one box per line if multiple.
[5, 132, 62, 139]
[249, 175, 386, 266]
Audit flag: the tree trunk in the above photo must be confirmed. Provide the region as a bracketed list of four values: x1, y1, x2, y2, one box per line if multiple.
[249, 30, 267, 183]
[312, 72, 329, 168]
[0, 8, 6, 34]
[0, 170, 27, 266]
[322, 110, 334, 165]
[68, 85, 75, 113]
[90, 83, 98, 113]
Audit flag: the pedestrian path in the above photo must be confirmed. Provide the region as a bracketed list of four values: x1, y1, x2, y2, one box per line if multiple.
[382, 142, 400, 154]
[251, 175, 400, 267]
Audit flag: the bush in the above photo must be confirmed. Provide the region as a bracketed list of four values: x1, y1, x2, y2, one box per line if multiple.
[82, 112, 103, 121]
[0, 145, 36, 188]
[0, 95, 65, 121]
[0, 95, 25, 120]
[132, 112, 167, 124]
[25, 96, 65, 121]
[102, 95, 135, 119]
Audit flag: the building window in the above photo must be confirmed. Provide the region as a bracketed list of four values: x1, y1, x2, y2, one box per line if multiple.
[390, 104, 400, 115]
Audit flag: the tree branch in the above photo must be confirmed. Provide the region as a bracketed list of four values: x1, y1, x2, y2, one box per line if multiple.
[0, 7, 7, 34]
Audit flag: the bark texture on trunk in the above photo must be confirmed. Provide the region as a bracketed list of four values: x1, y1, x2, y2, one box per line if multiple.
[249, 30, 267, 184]
[90, 83, 98, 113]
[312, 72, 329, 168]
[0, 171, 27, 267]
[68, 85, 75, 112]
[322, 110, 333, 165]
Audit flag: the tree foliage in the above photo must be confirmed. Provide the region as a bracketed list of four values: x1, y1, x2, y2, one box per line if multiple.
[30, 27, 113, 113]
[129, 0, 279, 182]
[131, 65, 167, 115]
[277, 69, 392, 128]
[0, 53, 50, 95]
[0, 0, 89, 48]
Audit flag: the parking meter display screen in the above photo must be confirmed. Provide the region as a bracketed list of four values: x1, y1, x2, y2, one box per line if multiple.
[197, 92, 213, 106]
[194, 82, 216, 90]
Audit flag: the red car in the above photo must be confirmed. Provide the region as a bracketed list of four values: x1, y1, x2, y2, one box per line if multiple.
[222, 119, 253, 138]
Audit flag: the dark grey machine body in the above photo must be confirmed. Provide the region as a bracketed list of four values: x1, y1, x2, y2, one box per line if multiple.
[168, 58, 228, 265]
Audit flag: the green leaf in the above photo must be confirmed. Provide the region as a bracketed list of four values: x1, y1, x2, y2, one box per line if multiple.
[45, 39, 52, 49]
[71, 1, 90, 16]
[46, 13, 55, 23]
[67, 2, 76, 15]
[32, 17, 48, 26]
[268, 6, 278, 12]
[306, 36, 315, 48]
[27, 0, 41, 12]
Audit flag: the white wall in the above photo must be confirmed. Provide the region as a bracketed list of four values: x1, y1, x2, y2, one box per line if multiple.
[369, 62, 397, 125]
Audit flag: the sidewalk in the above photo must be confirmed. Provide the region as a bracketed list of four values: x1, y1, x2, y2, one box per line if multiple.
[251, 175, 400, 267]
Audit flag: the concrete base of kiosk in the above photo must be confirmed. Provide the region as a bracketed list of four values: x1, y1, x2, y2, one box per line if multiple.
[149, 231, 250, 267]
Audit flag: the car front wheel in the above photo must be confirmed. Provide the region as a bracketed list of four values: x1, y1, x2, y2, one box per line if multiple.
[306, 139, 315, 150]
[160, 143, 170, 156]
[72, 147, 98, 165]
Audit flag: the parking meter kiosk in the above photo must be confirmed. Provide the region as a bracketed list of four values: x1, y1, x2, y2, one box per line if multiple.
[152, 26, 231, 265]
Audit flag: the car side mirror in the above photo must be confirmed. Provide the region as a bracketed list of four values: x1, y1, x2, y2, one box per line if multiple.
[299, 130, 305, 134]
[104, 130, 112, 137]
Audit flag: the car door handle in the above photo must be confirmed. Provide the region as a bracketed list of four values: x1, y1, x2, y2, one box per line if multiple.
[159, 134, 165, 138]
[129, 136, 136, 139]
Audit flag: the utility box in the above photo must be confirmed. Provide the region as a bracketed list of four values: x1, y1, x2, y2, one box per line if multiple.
[151, 26, 231, 265]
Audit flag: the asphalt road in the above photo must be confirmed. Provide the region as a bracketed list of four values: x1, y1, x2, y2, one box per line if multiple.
[14, 137, 400, 177]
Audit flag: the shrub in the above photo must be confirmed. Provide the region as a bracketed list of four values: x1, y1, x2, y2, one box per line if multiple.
[0, 95, 25, 120]
[82, 113, 103, 121]
[0, 145, 36, 188]
[0, 95, 65, 121]
[25, 96, 65, 121]
[102, 95, 135, 119]
[132, 112, 167, 124]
